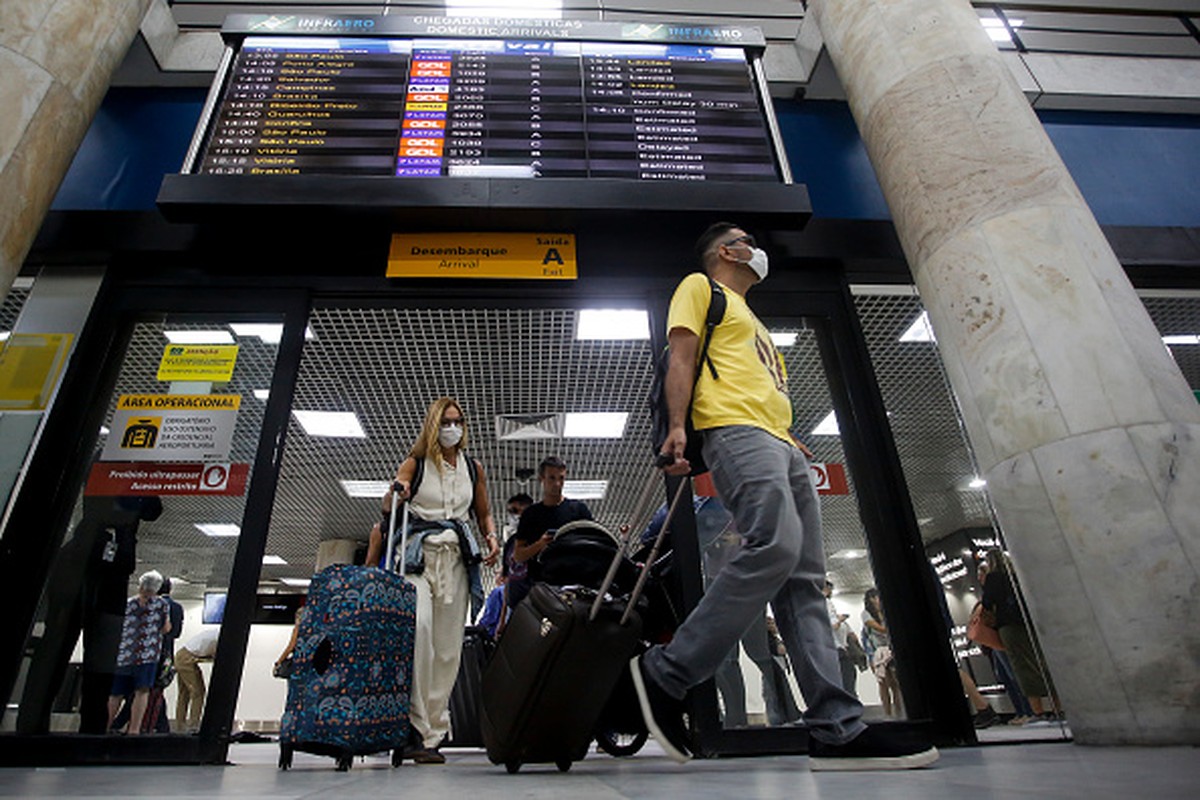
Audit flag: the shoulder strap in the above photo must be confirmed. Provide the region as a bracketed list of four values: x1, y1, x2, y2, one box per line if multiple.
[409, 457, 425, 499]
[697, 276, 726, 382]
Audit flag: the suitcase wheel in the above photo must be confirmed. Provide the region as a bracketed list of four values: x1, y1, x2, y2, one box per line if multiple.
[505, 760, 521, 774]
[555, 759, 572, 773]
[278, 744, 293, 771]
[595, 729, 649, 758]
[336, 754, 353, 772]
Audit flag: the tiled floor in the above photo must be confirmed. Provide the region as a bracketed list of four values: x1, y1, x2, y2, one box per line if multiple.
[2, 740, 1197, 799]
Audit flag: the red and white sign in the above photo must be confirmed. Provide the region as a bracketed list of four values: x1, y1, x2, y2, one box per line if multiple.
[692, 462, 849, 496]
[809, 462, 850, 495]
[85, 462, 249, 497]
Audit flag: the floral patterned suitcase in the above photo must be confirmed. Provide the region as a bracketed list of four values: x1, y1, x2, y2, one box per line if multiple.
[279, 564, 416, 771]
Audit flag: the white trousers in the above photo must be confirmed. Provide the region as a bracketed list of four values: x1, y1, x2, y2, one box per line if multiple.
[407, 530, 468, 749]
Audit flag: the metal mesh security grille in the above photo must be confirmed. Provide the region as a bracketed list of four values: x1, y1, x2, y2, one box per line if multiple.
[61, 290, 1200, 600]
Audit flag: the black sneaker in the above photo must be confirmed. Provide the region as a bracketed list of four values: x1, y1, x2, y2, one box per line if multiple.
[628, 655, 691, 764]
[973, 705, 999, 729]
[809, 726, 939, 771]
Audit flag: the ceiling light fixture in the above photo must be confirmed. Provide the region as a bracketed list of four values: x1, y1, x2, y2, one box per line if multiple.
[564, 480, 608, 499]
[195, 523, 240, 537]
[812, 410, 840, 436]
[340, 479, 391, 498]
[770, 331, 798, 347]
[445, 0, 563, 19]
[899, 311, 936, 343]
[253, 389, 270, 400]
[292, 410, 366, 438]
[163, 330, 235, 345]
[969, 477, 987, 489]
[228, 323, 316, 343]
[1163, 335, 1200, 346]
[980, 17, 1023, 43]
[262, 554, 288, 565]
[576, 309, 650, 340]
[563, 412, 628, 438]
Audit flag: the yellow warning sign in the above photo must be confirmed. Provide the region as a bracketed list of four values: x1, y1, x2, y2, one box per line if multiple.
[117, 394, 241, 411]
[387, 233, 577, 280]
[0, 333, 74, 411]
[157, 345, 239, 382]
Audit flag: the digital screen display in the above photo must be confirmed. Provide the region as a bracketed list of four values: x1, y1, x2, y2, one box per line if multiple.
[198, 36, 779, 182]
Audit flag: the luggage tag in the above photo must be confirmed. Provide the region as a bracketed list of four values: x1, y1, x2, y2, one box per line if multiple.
[101, 527, 118, 563]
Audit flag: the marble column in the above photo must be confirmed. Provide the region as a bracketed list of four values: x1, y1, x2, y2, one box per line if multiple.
[0, 0, 152, 302]
[811, 0, 1200, 744]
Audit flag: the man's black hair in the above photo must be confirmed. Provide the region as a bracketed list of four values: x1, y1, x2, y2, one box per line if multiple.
[158, 577, 172, 595]
[507, 492, 534, 507]
[538, 455, 567, 476]
[694, 221, 742, 269]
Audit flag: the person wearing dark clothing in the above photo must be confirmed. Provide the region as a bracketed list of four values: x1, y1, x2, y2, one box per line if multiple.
[16, 494, 162, 734]
[508, 456, 592, 609]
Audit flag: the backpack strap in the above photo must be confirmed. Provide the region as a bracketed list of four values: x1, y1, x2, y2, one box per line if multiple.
[697, 276, 726, 382]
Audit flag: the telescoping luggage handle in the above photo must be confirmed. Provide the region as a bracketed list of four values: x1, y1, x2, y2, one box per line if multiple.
[385, 482, 409, 577]
[590, 469, 690, 625]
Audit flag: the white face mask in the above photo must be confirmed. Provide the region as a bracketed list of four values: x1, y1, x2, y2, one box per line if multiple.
[438, 423, 463, 448]
[745, 247, 769, 281]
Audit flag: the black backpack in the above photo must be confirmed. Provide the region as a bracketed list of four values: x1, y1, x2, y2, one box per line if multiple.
[648, 276, 727, 476]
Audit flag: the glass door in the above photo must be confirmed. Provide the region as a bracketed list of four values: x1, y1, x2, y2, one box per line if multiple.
[0, 288, 307, 764]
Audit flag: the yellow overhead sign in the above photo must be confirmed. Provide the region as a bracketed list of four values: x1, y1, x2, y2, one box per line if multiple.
[157, 344, 239, 382]
[387, 233, 577, 280]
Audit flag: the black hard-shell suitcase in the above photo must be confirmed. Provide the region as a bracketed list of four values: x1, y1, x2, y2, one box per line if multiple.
[445, 625, 494, 748]
[480, 583, 643, 772]
[480, 477, 687, 773]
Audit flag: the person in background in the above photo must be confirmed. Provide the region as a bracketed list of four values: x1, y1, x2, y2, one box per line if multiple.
[824, 579, 859, 698]
[367, 397, 500, 764]
[508, 455, 592, 610]
[982, 550, 1061, 722]
[496, 493, 534, 636]
[107, 570, 171, 735]
[862, 587, 903, 719]
[175, 626, 219, 734]
[477, 574, 506, 639]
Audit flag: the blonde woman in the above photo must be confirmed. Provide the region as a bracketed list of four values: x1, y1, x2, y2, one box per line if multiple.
[367, 397, 499, 763]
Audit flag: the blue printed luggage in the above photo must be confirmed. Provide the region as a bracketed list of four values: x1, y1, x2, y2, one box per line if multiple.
[278, 563, 416, 771]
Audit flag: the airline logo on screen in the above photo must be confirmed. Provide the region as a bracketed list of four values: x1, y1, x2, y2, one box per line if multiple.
[387, 233, 576, 279]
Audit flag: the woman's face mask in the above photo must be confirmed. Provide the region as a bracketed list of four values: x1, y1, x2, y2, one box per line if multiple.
[438, 423, 463, 448]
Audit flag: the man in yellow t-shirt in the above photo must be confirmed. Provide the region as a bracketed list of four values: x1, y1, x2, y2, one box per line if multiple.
[628, 222, 938, 772]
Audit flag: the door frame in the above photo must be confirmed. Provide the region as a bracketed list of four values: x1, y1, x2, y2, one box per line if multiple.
[0, 280, 309, 765]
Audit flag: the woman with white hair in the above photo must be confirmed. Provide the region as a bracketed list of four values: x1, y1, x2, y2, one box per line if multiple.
[107, 570, 172, 734]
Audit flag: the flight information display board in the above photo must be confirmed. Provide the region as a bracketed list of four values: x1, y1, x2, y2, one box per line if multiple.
[198, 36, 780, 181]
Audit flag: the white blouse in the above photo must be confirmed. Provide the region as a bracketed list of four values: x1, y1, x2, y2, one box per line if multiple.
[408, 454, 474, 523]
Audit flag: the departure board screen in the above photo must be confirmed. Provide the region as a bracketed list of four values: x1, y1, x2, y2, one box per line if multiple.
[199, 36, 780, 181]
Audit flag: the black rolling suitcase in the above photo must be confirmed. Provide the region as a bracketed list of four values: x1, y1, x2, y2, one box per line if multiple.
[445, 624, 494, 748]
[480, 478, 686, 773]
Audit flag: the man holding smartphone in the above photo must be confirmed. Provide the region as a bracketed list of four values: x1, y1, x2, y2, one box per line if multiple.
[629, 222, 938, 771]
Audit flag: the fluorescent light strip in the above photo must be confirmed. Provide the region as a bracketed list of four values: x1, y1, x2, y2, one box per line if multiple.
[769, 331, 798, 347]
[576, 309, 650, 340]
[196, 523, 240, 537]
[280, 578, 312, 587]
[229, 323, 316, 344]
[811, 410, 840, 436]
[1163, 335, 1200, 346]
[445, 0, 563, 19]
[563, 412, 628, 438]
[253, 389, 270, 400]
[292, 410, 366, 438]
[340, 479, 391, 498]
[262, 554, 288, 565]
[164, 330, 235, 345]
[899, 311, 936, 343]
[564, 480, 607, 500]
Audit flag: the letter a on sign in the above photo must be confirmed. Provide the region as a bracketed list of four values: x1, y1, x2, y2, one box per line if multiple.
[542, 248, 564, 265]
